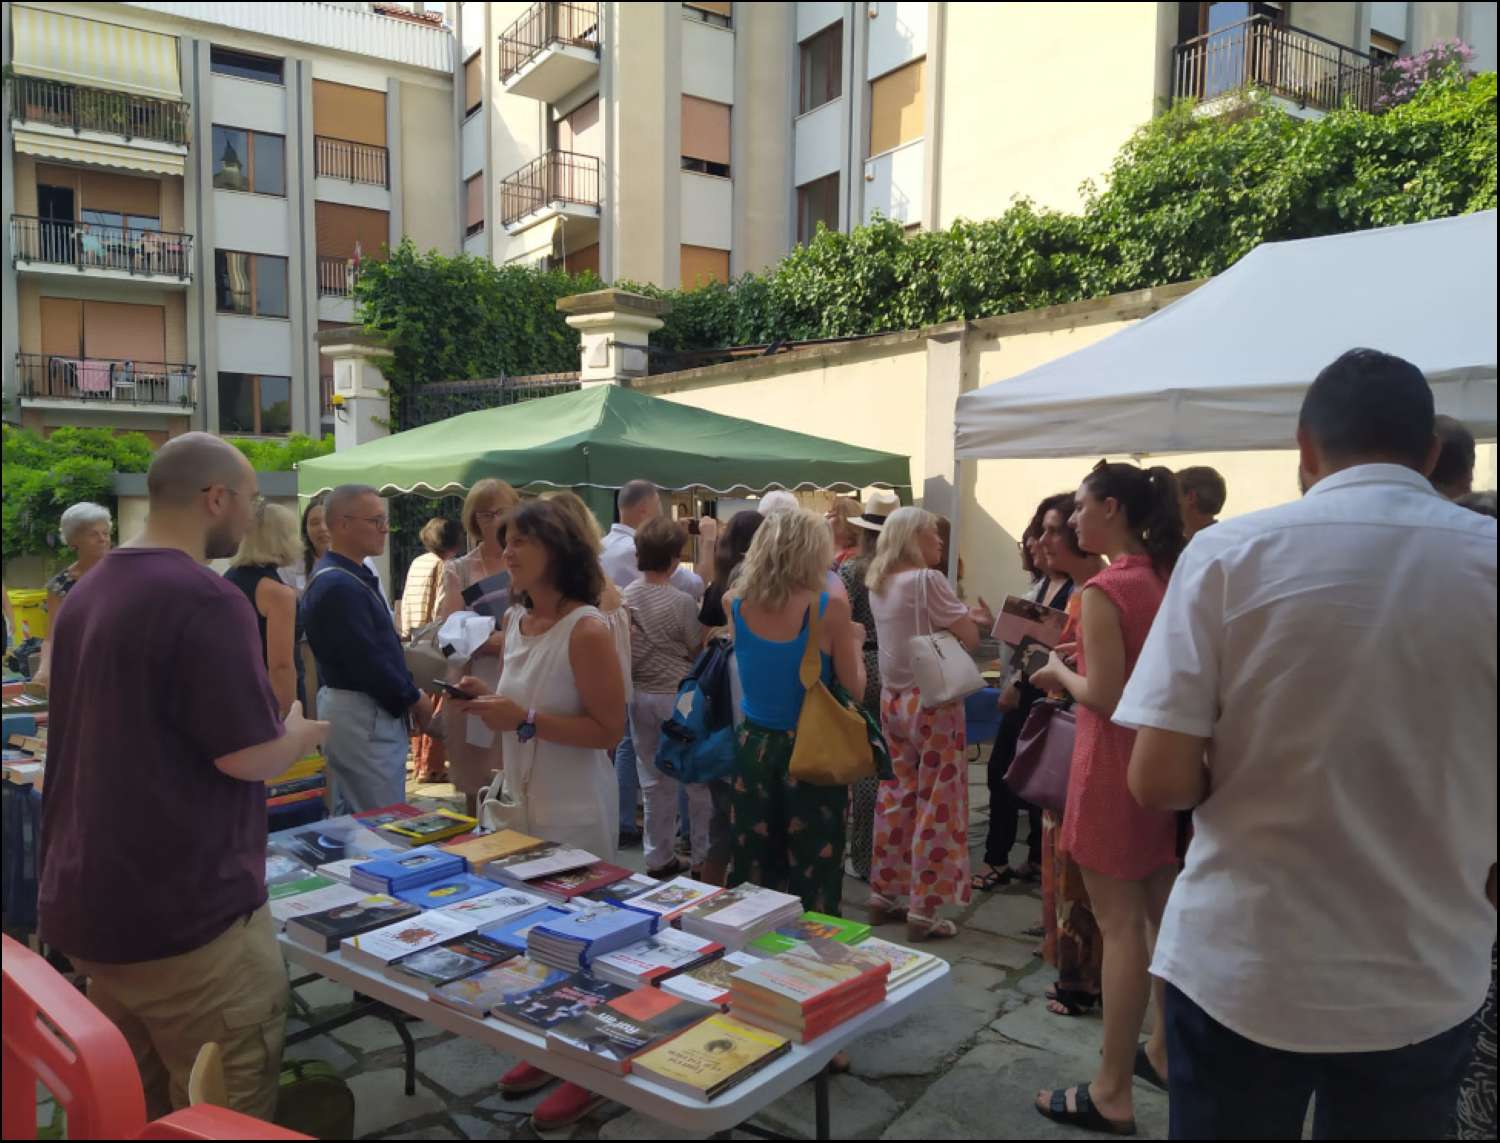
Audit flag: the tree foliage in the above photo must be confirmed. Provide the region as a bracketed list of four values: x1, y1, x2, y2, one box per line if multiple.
[353, 241, 604, 420]
[1, 426, 153, 561]
[225, 433, 334, 473]
[639, 69, 1495, 351]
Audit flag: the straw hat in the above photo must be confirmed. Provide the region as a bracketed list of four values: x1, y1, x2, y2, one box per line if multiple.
[849, 488, 900, 532]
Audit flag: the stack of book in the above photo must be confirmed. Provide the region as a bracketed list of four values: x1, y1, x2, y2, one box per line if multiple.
[527, 903, 656, 973]
[480, 905, 577, 954]
[631, 1013, 791, 1101]
[393, 872, 499, 910]
[619, 876, 724, 928]
[746, 912, 871, 956]
[545, 987, 718, 1075]
[388, 932, 517, 990]
[441, 829, 546, 869]
[430, 957, 571, 1017]
[659, 950, 762, 1009]
[481, 844, 599, 890]
[590, 928, 725, 990]
[270, 877, 368, 929]
[264, 754, 327, 816]
[376, 808, 477, 848]
[526, 860, 635, 905]
[729, 937, 891, 1042]
[857, 937, 943, 990]
[678, 885, 803, 950]
[341, 908, 475, 971]
[350, 846, 466, 895]
[284, 894, 419, 951]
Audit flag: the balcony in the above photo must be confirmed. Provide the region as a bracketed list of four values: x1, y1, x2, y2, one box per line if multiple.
[16, 353, 197, 412]
[1172, 15, 1380, 115]
[9, 75, 190, 176]
[10, 215, 193, 286]
[500, 151, 601, 232]
[315, 136, 390, 188]
[317, 256, 360, 298]
[499, 2, 600, 104]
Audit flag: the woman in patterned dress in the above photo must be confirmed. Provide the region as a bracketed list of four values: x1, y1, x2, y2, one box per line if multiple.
[1032, 461, 1186, 1135]
[866, 507, 991, 941]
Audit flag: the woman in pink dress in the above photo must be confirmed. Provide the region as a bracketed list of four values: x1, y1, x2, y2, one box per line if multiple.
[1031, 460, 1186, 1136]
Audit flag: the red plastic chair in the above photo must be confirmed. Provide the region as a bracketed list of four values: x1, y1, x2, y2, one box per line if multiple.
[2, 935, 309, 1140]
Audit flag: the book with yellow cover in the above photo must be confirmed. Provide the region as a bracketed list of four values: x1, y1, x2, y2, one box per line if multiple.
[268, 754, 326, 786]
[378, 809, 478, 847]
[631, 1014, 790, 1101]
[442, 829, 547, 868]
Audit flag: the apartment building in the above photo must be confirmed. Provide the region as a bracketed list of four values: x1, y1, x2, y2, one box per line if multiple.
[1, 1, 457, 444]
[460, 1, 1496, 289]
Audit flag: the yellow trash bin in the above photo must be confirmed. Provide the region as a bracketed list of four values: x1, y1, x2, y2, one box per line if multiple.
[6, 589, 50, 646]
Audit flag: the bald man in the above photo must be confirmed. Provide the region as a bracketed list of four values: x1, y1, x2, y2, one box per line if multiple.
[38, 432, 328, 1122]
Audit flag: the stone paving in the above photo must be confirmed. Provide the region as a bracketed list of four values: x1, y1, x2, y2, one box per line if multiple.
[270, 757, 1174, 1140]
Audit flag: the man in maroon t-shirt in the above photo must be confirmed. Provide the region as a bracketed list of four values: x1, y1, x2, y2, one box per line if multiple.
[39, 433, 328, 1121]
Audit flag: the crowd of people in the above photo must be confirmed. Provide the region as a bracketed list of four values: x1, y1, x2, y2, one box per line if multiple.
[18, 347, 1496, 1139]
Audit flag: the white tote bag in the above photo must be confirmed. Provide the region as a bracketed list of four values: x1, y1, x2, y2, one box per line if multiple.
[477, 757, 530, 834]
[907, 570, 984, 709]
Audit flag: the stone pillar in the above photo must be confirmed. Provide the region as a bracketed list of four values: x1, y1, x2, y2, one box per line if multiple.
[315, 327, 392, 452]
[556, 288, 673, 386]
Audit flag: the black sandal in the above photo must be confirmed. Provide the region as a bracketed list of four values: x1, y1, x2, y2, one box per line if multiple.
[1133, 1044, 1167, 1093]
[1035, 1083, 1136, 1136]
[1045, 987, 1101, 1017]
[971, 864, 1013, 892]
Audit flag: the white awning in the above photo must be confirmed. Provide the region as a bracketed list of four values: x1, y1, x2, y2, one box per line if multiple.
[14, 128, 186, 177]
[955, 211, 1498, 459]
[10, 5, 182, 101]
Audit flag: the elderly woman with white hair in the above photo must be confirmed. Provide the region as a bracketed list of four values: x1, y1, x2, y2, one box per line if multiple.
[34, 502, 114, 689]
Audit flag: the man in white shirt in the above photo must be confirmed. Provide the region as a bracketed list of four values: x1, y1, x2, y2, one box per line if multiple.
[1118, 349, 1496, 1140]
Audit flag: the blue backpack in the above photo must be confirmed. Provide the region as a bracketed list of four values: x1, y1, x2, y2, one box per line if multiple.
[655, 636, 738, 784]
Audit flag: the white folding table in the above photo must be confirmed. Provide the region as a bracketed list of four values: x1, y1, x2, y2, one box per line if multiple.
[279, 936, 949, 1138]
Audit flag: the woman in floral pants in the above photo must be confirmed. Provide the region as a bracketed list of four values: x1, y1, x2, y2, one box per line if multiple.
[866, 508, 988, 941]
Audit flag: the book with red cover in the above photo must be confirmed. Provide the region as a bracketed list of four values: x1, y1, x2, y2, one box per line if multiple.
[528, 861, 634, 902]
[731, 983, 883, 1042]
[728, 937, 890, 1019]
[355, 803, 423, 828]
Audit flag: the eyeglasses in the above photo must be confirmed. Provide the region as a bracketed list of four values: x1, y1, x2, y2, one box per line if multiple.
[346, 514, 390, 530]
[202, 485, 265, 511]
[473, 509, 507, 522]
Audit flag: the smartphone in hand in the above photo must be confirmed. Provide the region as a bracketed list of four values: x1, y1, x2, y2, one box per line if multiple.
[431, 680, 476, 700]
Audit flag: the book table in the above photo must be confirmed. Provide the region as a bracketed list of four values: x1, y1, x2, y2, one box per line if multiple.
[280, 935, 949, 1139]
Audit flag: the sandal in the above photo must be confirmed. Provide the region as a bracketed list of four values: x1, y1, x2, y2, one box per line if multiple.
[1045, 987, 1101, 1017]
[1133, 1044, 1167, 1092]
[906, 914, 960, 942]
[867, 893, 907, 925]
[1034, 1083, 1136, 1136]
[971, 864, 1013, 892]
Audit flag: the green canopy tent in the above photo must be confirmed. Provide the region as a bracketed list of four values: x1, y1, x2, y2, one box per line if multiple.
[296, 384, 911, 527]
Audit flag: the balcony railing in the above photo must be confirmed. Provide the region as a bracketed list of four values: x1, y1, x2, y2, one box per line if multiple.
[16, 353, 197, 409]
[317, 256, 361, 298]
[10, 74, 190, 147]
[314, 136, 390, 187]
[500, 150, 600, 228]
[499, 1, 600, 83]
[10, 215, 193, 279]
[1173, 15, 1380, 114]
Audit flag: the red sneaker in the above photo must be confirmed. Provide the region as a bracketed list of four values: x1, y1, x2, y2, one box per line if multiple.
[497, 1061, 554, 1097]
[531, 1081, 606, 1131]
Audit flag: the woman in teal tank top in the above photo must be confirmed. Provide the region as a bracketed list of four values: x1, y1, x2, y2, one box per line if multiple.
[726, 509, 867, 915]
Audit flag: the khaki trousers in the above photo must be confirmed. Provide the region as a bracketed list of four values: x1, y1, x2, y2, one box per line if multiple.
[69, 903, 288, 1122]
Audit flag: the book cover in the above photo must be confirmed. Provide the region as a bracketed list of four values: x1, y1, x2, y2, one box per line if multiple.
[431, 958, 570, 1015]
[731, 938, 890, 1014]
[991, 594, 1070, 683]
[388, 933, 516, 986]
[622, 876, 723, 923]
[631, 1014, 791, 1100]
[585, 873, 660, 904]
[746, 912, 872, 956]
[529, 862, 634, 900]
[593, 929, 725, 987]
[343, 910, 473, 965]
[285, 895, 419, 951]
[393, 873, 499, 910]
[460, 569, 512, 618]
[268, 873, 334, 902]
[491, 973, 628, 1032]
[530, 903, 655, 962]
[856, 937, 941, 988]
[352, 846, 466, 892]
[441, 829, 546, 868]
[265, 853, 311, 885]
[483, 844, 598, 883]
[434, 887, 550, 930]
[681, 885, 802, 932]
[269, 881, 367, 928]
[379, 809, 478, 847]
[547, 987, 717, 1072]
[479, 905, 576, 953]
[660, 950, 761, 1008]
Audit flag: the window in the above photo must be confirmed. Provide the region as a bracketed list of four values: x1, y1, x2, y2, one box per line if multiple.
[214, 251, 289, 318]
[465, 174, 484, 237]
[212, 126, 286, 195]
[210, 46, 284, 85]
[799, 22, 842, 115]
[464, 50, 482, 116]
[681, 95, 730, 177]
[797, 173, 839, 244]
[219, 373, 291, 435]
[681, 244, 729, 287]
[1369, 31, 1401, 68]
[683, 1, 732, 28]
[868, 58, 925, 156]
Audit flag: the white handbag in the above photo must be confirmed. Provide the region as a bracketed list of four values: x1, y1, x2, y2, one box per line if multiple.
[907, 571, 984, 709]
[478, 761, 530, 834]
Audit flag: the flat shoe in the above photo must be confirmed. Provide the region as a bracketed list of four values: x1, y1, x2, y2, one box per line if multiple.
[1133, 1044, 1168, 1092]
[1034, 1083, 1136, 1136]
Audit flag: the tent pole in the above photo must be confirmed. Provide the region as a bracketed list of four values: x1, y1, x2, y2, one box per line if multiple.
[947, 459, 962, 585]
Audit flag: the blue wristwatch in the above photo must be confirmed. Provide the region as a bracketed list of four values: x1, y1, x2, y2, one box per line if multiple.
[516, 709, 537, 743]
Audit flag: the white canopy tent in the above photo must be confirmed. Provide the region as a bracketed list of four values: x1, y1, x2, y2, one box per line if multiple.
[954, 211, 1498, 460]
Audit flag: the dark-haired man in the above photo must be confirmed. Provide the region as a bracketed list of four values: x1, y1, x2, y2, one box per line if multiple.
[1431, 414, 1477, 500]
[1175, 466, 1227, 538]
[1120, 349, 1496, 1139]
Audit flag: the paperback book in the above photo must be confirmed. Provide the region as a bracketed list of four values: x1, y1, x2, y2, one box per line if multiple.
[441, 829, 546, 868]
[269, 880, 367, 929]
[490, 972, 628, 1034]
[660, 950, 762, 1009]
[630, 1014, 791, 1102]
[393, 873, 500, 910]
[584, 873, 660, 904]
[479, 905, 576, 954]
[527, 902, 656, 971]
[746, 912, 872, 957]
[481, 844, 598, 887]
[856, 937, 942, 989]
[387, 933, 517, 988]
[546, 987, 718, 1074]
[730, 938, 890, 1022]
[378, 809, 478, 848]
[592, 928, 726, 990]
[621, 876, 723, 926]
[433, 887, 551, 930]
[284, 895, 420, 952]
[679, 884, 803, 949]
[431, 958, 571, 1017]
[342, 909, 474, 970]
[351, 846, 467, 895]
[527, 861, 635, 903]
